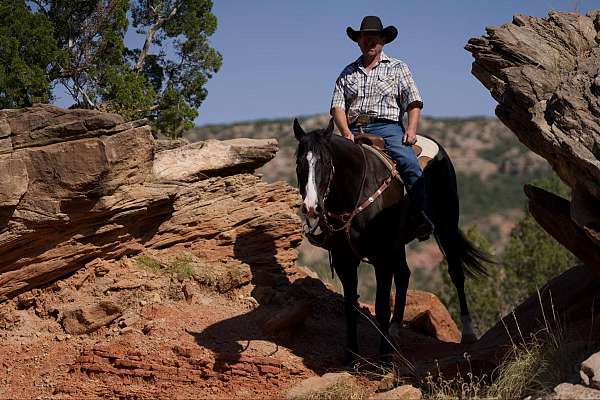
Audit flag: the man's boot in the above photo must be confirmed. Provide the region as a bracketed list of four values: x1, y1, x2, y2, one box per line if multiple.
[408, 178, 434, 241]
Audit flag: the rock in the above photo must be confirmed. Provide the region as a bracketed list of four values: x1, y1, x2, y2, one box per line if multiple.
[182, 283, 194, 303]
[190, 258, 253, 294]
[152, 138, 278, 182]
[263, 301, 312, 334]
[0, 105, 302, 301]
[581, 352, 600, 389]
[372, 385, 422, 400]
[398, 265, 600, 380]
[284, 372, 355, 400]
[61, 301, 122, 335]
[404, 290, 461, 343]
[466, 10, 600, 276]
[376, 372, 399, 392]
[553, 382, 600, 399]
[154, 138, 190, 153]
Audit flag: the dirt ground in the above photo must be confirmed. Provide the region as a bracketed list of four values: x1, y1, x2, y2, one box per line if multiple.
[0, 253, 400, 399]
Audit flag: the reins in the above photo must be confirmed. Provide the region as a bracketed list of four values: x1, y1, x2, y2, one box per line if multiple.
[304, 141, 399, 261]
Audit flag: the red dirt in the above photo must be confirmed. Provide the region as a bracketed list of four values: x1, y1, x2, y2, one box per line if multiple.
[0, 255, 404, 399]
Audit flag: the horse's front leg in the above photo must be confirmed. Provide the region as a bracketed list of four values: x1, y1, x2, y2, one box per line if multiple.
[332, 250, 360, 364]
[389, 249, 411, 344]
[374, 263, 393, 357]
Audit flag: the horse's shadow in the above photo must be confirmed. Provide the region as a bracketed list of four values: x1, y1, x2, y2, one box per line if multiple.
[190, 227, 381, 374]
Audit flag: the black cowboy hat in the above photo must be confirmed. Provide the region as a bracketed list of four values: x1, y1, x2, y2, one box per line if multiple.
[347, 16, 398, 44]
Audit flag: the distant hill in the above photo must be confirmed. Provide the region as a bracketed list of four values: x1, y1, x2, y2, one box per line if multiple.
[188, 114, 550, 225]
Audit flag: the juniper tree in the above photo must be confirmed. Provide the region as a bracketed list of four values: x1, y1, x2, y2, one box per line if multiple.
[0, 1, 63, 108]
[1, 0, 221, 138]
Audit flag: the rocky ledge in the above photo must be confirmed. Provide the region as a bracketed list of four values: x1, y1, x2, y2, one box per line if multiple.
[466, 9, 600, 276]
[0, 104, 301, 300]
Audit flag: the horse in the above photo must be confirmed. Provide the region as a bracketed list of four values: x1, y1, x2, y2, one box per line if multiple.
[293, 117, 492, 362]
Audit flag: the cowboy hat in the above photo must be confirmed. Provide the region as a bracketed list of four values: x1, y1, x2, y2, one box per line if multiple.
[346, 16, 398, 44]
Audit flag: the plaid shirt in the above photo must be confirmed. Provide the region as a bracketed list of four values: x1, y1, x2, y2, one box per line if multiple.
[330, 52, 423, 124]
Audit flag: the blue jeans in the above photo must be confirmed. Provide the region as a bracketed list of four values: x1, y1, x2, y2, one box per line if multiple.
[350, 121, 426, 210]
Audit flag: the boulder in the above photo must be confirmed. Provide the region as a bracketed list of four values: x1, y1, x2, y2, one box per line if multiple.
[284, 372, 356, 400]
[372, 385, 422, 400]
[152, 138, 278, 182]
[466, 10, 600, 276]
[404, 290, 461, 343]
[553, 382, 600, 399]
[61, 301, 122, 334]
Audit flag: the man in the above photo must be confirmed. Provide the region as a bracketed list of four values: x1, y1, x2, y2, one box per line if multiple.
[330, 15, 434, 240]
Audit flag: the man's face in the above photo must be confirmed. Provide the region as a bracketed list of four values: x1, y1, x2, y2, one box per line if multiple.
[357, 32, 384, 57]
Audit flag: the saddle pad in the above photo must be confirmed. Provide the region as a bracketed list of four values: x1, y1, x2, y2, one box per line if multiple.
[361, 134, 440, 182]
[414, 135, 439, 170]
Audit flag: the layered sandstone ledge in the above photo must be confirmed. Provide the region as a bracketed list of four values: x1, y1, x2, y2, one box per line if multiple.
[466, 10, 600, 275]
[0, 104, 302, 300]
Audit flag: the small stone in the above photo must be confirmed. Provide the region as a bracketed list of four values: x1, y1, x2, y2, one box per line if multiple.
[372, 385, 422, 400]
[554, 382, 600, 399]
[377, 372, 399, 392]
[285, 372, 355, 400]
[581, 352, 600, 389]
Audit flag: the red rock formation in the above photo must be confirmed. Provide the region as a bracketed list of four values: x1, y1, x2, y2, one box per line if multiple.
[0, 104, 302, 300]
[465, 10, 600, 276]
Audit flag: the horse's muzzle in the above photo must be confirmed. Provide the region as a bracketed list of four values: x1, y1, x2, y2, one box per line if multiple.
[301, 203, 320, 218]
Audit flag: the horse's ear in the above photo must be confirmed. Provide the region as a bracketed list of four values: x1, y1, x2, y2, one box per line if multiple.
[293, 118, 305, 141]
[322, 117, 334, 140]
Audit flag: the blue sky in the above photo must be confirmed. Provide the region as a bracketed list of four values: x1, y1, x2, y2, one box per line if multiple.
[195, 0, 597, 125]
[52, 0, 598, 125]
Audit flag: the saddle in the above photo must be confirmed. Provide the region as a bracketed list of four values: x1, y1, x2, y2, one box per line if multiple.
[354, 133, 438, 174]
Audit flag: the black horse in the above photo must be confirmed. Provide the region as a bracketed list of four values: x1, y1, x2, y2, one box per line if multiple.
[293, 118, 491, 361]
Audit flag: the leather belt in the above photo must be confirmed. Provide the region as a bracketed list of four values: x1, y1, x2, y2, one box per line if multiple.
[355, 115, 397, 125]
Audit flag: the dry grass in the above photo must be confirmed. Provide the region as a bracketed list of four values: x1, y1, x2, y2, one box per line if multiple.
[134, 253, 195, 280]
[422, 290, 599, 399]
[422, 356, 488, 400]
[133, 254, 162, 273]
[298, 381, 367, 400]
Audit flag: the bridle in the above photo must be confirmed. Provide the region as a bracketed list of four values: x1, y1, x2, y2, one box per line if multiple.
[303, 143, 399, 259]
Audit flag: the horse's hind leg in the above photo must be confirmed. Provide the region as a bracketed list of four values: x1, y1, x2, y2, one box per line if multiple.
[428, 157, 477, 344]
[373, 263, 393, 356]
[331, 250, 360, 363]
[439, 228, 477, 343]
[448, 252, 476, 343]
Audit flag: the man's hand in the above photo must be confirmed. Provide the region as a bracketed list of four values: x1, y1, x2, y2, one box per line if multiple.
[343, 131, 355, 142]
[332, 107, 354, 143]
[403, 128, 417, 145]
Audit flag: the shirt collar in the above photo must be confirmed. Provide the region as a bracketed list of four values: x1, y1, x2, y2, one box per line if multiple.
[354, 51, 391, 70]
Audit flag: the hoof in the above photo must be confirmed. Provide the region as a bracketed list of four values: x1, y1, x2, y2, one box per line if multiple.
[389, 322, 402, 343]
[461, 332, 478, 344]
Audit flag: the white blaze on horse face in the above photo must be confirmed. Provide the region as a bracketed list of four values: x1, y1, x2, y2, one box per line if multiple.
[304, 151, 318, 216]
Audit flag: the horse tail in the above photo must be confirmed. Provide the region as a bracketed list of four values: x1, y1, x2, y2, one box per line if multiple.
[426, 141, 495, 279]
[443, 229, 494, 277]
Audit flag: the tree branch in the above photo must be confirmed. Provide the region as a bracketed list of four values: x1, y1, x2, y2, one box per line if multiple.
[135, 4, 178, 73]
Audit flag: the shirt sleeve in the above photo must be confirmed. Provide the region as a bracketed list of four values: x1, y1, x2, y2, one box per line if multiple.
[398, 63, 423, 111]
[330, 76, 346, 111]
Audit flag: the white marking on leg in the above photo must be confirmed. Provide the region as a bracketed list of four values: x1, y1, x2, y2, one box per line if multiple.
[304, 151, 318, 215]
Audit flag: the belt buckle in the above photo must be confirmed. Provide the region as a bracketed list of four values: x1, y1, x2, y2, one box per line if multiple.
[356, 114, 371, 125]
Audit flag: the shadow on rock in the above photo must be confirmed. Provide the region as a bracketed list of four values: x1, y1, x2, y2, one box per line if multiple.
[190, 227, 381, 374]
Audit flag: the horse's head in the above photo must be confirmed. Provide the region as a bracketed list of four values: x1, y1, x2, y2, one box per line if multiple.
[293, 118, 334, 218]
